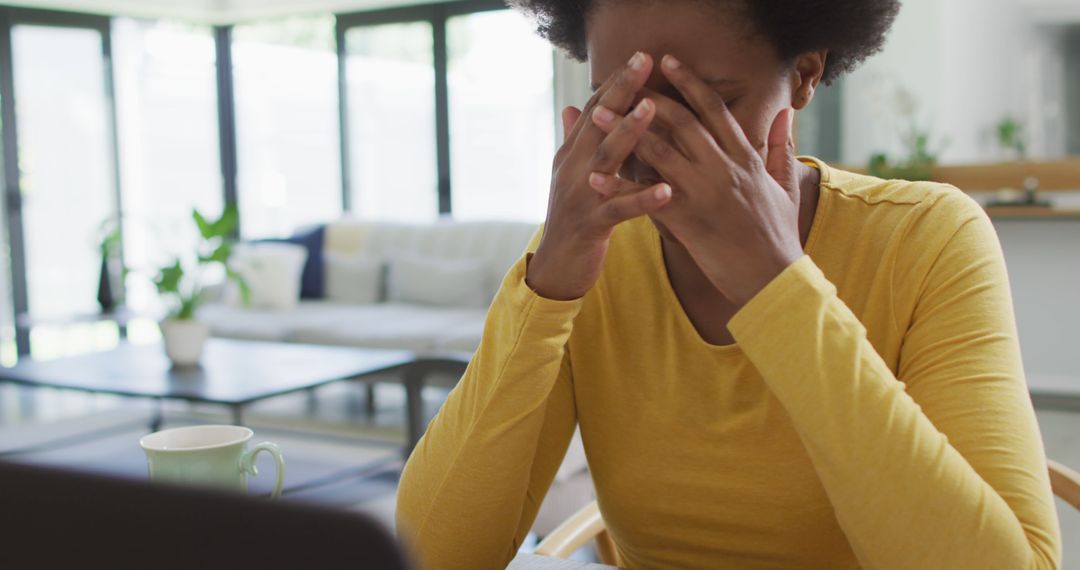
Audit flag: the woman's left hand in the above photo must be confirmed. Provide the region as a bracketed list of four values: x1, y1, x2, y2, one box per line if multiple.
[588, 54, 805, 307]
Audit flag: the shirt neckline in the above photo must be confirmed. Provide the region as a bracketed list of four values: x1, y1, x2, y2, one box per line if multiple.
[648, 156, 833, 353]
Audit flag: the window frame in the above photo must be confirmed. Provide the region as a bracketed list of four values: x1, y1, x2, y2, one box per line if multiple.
[0, 0, 538, 359]
[0, 7, 120, 355]
[335, 0, 508, 216]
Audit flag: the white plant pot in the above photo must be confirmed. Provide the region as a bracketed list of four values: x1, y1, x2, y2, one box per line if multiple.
[160, 319, 210, 367]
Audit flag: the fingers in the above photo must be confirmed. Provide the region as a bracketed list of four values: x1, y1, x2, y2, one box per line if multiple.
[587, 171, 646, 198]
[631, 130, 695, 187]
[572, 51, 654, 154]
[637, 87, 721, 163]
[560, 67, 621, 149]
[765, 107, 798, 197]
[594, 182, 673, 226]
[588, 98, 656, 175]
[561, 106, 582, 143]
[659, 54, 753, 157]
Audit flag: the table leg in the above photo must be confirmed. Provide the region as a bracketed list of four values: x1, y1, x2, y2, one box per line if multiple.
[305, 387, 318, 415]
[403, 366, 426, 458]
[231, 405, 244, 426]
[149, 398, 163, 432]
[365, 383, 377, 416]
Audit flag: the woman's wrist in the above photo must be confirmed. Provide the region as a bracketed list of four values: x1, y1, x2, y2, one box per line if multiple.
[525, 246, 591, 301]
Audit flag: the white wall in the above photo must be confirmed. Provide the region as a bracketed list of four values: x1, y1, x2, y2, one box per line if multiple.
[840, 0, 1069, 164]
[995, 220, 1080, 378]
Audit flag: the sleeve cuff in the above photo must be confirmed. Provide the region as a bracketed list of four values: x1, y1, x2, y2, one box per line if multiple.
[498, 253, 585, 324]
[728, 255, 835, 342]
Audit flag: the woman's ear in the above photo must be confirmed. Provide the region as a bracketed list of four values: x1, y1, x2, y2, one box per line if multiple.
[790, 50, 828, 111]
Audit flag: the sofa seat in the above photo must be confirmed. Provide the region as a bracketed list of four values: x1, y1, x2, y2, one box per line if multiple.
[433, 318, 488, 353]
[198, 301, 351, 342]
[288, 303, 487, 353]
[200, 301, 487, 355]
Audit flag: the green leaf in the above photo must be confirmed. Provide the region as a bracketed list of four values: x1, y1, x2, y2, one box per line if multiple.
[177, 295, 198, 320]
[193, 209, 214, 240]
[153, 259, 184, 295]
[226, 267, 251, 306]
[200, 242, 232, 265]
[211, 203, 239, 238]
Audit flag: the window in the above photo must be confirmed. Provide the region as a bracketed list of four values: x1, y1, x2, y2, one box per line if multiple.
[447, 10, 554, 222]
[12, 25, 116, 320]
[112, 18, 223, 318]
[233, 16, 342, 238]
[343, 21, 438, 221]
[339, 4, 556, 222]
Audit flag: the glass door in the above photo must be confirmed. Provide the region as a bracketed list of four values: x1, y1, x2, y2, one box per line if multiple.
[341, 20, 438, 221]
[446, 9, 554, 222]
[8, 17, 121, 358]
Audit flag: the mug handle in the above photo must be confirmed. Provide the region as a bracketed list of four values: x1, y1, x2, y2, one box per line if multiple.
[240, 442, 286, 499]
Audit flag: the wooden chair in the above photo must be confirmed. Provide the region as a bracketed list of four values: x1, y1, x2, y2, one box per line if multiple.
[1049, 459, 1080, 510]
[536, 460, 1080, 564]
[534, 501, 619, 565]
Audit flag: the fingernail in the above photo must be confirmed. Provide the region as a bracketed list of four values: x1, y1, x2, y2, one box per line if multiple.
[629, 51, 646, 71]
[632, 99, 652, 120]
[662, 55, 681, 70]
[654, 184, 672, 201]
[592, 105, 616, 124]
[589, 172, 608, 189]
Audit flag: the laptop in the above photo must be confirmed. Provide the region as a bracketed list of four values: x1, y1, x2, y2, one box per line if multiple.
[0, 460, 411, 569]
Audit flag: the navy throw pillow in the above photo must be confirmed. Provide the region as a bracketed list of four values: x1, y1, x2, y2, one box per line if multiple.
[257, 225, 326, 299]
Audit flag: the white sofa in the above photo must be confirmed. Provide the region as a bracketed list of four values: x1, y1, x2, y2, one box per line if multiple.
[199, 219, 537, 355]
[200, 218, 594, 536]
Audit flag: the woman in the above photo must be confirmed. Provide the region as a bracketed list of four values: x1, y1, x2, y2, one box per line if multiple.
[397, 1, 1062, 568]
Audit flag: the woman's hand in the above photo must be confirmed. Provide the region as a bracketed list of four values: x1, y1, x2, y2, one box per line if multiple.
[588, 54, 804, 307]
[526, 52, 674, 301]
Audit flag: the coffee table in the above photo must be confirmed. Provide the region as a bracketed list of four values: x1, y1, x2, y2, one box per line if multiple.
[0, 339, 414, 432]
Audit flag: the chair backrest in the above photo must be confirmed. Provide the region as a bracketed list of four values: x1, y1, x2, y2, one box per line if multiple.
[535, 500, 619, 565]
[537, 459, 1080, 565]
[1049, 459, 1080, 510]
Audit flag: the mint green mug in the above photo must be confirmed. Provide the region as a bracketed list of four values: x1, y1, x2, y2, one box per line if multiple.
[139, 425, 285, 499]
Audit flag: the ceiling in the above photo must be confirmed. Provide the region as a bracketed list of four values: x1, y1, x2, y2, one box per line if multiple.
[4, 0, 1079, 25]
[0, 0, 461, 23]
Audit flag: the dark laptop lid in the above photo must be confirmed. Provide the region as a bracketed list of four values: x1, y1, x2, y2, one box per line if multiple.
[0, 460, 411, 569]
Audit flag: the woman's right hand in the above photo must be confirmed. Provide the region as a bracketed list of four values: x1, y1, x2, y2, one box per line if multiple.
[526, 52, 673, 301]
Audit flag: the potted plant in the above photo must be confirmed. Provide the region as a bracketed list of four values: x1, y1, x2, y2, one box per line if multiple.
[995, 116, 1027, 162]
[153, 204, 248, 367]
[868, 127, 945, 182]
[95, 219, 125, 313]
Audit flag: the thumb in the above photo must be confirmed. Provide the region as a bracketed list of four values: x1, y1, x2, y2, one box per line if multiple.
[562, 106, 582, 143]
[765, 107, 797, 196]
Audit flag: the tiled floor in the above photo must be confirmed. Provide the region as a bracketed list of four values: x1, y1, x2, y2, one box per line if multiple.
[2, 382, 1078, 566]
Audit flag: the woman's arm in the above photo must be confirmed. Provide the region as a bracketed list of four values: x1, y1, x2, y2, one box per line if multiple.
[726, 196, 1060, 569]
[396, 250, 582, 570]
[398, 52, 676, 569]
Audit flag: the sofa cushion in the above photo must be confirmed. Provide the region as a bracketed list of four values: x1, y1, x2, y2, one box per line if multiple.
[258, 225, 325, 299]
[231, 242, 308, 310]
[387, 255, 489, 308]
[324, 253, 383, 305]
[287, 303, 487, 353]
[324, 220, 538, 302]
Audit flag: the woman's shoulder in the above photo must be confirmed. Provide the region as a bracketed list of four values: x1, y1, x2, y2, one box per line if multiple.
[813, 158, 987, 233]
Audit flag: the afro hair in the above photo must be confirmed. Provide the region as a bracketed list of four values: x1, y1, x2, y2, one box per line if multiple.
[508, 0, 901, 84]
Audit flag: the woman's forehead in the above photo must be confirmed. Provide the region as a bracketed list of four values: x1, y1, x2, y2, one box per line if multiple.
[584, 1, 775, 87]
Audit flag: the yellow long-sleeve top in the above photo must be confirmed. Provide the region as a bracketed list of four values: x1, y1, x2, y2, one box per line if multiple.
[397, 158, 1061, 569]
